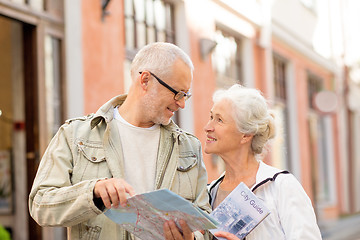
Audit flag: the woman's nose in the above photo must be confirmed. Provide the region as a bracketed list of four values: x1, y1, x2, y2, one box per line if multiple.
[204, 121, 213, 132]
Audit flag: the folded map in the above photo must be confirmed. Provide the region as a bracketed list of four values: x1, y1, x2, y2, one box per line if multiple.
[105, 189, 218, 240]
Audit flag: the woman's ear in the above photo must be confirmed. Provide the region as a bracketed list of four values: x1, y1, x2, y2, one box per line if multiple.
[241, 134, 253, 144]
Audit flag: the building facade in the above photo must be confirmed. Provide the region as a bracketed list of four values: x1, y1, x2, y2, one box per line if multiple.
[0, 0, 359, 239]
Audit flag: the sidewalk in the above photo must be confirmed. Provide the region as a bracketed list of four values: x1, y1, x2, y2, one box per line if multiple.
[320, 214, 360, 240]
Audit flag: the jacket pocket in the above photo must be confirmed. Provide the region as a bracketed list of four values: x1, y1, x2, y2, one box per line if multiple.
[177, 153, 197, 172]
[79, 224, 101, 240]
[172, 153, 199, 201]
[78, 216, 104, 240]
[77, 140, 106, 163]
[72, 140, 112, 182]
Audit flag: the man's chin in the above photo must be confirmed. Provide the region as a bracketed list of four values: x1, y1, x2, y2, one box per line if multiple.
[162, 118, 172, 126]
[154, 117, 171, 126]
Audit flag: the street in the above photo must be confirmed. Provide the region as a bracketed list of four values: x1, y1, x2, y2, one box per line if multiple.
[321, 214, 360, 240]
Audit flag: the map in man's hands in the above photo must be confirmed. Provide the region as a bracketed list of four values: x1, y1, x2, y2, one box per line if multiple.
[104, 189, 218, 240]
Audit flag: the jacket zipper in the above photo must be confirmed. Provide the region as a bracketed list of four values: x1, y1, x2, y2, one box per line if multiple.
[156, 135, 176, 189]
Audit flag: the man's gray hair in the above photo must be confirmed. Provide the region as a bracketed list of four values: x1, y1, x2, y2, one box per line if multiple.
[130, 42, 194, 80]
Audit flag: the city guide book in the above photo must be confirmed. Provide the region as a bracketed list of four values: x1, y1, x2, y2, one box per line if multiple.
[104, 189, 218, 240]
[210, 182, 270, 240]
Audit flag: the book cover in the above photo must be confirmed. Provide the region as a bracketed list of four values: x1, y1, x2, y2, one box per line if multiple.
[210, 182, 270, 240]
[104, 189, 218, 240]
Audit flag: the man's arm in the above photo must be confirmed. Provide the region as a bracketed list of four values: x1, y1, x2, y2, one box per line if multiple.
[29, 125, 102, 226]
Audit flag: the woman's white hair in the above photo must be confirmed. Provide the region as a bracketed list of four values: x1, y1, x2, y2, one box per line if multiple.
[213, 84, 276, 155]
[130, 42, 194, 80]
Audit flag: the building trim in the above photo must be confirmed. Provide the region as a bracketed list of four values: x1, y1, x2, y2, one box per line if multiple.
[0, 1, 63, 25]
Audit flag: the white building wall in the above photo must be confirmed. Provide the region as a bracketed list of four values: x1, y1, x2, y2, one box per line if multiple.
[272, 0, 317, 48]
[64, 0, 84, 119]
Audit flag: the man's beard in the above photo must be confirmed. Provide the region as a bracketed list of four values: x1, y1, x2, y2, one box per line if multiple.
[143, 90, 171, 126]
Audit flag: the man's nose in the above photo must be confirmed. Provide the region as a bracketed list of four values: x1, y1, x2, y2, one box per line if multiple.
[176, 98, 186, 109]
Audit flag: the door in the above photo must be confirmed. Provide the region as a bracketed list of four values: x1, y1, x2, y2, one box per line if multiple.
[0, 15, 42, 240]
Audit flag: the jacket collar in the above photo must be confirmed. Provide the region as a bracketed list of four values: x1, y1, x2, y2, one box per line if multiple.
[90, 95, 126, 129]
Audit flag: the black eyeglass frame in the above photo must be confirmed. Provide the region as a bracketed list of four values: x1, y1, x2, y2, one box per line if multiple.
[139, 71, 192, 101]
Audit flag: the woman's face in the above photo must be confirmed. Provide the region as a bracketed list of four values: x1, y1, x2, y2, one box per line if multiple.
[204, 99, 244, 155]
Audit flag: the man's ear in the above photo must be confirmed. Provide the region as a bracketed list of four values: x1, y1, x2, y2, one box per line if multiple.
[139, 72, 151, 90]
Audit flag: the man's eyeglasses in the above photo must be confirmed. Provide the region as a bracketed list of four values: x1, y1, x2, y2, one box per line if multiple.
[139, 71, 192, 101]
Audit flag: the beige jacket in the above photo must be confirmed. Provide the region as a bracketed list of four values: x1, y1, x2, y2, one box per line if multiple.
[29, 95, 211, 240]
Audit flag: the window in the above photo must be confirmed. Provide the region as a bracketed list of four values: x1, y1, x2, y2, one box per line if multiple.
[124, 0, 175, 57]
[273, 55, 287, 102]
[307, 73, 323, 109]
[271, 54, 291, 170]
[44, 35, 63, 140]
[212, 28, 243, 88]
[306, 73, 334, 204]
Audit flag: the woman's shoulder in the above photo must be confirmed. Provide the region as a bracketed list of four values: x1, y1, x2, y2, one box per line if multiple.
[257, 161, 292, 181]
[255, 161, 301, 191]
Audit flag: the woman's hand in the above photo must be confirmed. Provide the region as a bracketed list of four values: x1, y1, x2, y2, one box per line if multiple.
[213, 231, 240, 240]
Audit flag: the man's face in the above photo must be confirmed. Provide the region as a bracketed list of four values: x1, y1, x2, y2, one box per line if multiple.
[143, 59, 192, 126]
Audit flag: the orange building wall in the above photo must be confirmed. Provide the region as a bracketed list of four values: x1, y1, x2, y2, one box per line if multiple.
[82, 0, 125, 114]
[253, 33, 269, 94]
[190, 50, 218, 181]
[184, 1, 218, 182]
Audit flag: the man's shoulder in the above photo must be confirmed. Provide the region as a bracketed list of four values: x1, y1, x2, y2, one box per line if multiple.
[176, 129, 201, 148]
[65, 113, 95, 125]
[181, 130, 199, 140]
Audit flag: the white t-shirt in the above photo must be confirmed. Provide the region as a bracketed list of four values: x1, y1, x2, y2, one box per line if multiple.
[113, 107, 160, 194]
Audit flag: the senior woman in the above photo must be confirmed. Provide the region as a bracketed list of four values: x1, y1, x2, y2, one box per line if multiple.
[205, 84, 322, 240]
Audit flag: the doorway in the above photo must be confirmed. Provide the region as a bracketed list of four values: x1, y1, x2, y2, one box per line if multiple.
[0, 15, 42, 240]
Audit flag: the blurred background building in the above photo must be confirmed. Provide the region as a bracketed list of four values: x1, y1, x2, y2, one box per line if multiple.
[0, 0, 359, 239]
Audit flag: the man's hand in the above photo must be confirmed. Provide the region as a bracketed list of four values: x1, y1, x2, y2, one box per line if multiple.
[214, 231, 240, 240]
[93, 178, 135, 209]
[164, 219, 194, 240]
